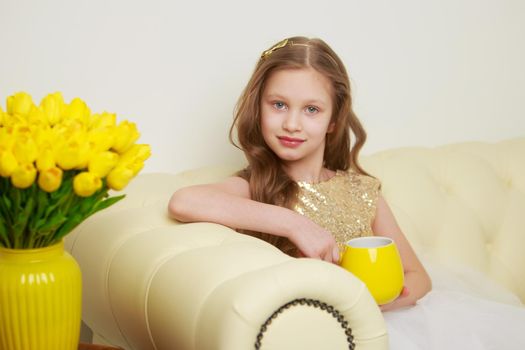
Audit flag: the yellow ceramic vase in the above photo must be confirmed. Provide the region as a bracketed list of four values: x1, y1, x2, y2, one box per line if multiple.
[0, 241, 82, 350]
[340, 236, 404, 305]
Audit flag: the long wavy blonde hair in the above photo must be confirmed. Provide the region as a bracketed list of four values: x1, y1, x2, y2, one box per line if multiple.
[230, 36, 369, 255]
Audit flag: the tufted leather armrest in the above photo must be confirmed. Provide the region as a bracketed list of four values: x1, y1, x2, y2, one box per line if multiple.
[66, 170, 387, 349]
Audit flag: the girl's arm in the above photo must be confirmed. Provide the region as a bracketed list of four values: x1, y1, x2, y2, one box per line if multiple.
[371, 195, 432, 311]
[168, 176, 340, 263]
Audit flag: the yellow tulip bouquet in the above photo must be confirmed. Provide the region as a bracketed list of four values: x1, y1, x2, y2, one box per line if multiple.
[0, 92, 151, 249]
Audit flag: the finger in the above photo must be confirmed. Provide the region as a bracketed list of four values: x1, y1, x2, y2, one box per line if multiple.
[379, 304, 391, 312]
[332, 246, 340, 264]
[379, 299, 397, 312]
[321, 250, 332, 263]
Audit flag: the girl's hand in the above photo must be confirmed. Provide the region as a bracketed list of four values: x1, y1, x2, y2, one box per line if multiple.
[379, 287, 414, 312]
[287, 213, 340, 264]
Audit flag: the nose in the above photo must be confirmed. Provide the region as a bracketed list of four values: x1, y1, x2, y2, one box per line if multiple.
[282, 110, 302, 132]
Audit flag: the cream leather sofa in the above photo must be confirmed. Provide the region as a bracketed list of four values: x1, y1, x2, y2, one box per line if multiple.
[66, 137, 525, 350]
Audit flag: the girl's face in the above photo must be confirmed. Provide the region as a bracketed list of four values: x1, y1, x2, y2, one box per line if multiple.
[260, 67, 334, 170]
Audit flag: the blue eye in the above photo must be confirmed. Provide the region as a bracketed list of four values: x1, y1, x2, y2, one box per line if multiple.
[274, 101, 286, 110]
[306, 106, 319, 114]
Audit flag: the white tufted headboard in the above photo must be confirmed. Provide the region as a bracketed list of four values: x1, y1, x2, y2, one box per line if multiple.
[362, 138, 525, 302]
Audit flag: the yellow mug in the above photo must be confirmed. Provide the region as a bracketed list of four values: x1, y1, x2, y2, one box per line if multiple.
[340, 236, 404, 305]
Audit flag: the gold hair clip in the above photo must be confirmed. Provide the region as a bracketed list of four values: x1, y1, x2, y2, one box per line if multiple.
[261, 39, 289, 60]
[260, 39, 311, 60]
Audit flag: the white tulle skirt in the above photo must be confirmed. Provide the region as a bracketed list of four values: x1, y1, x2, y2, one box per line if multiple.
[384, 261, 525, 350]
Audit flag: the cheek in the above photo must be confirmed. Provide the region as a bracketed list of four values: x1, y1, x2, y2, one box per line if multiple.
[260, 114, 269, 132]
[260, 115, 273, 141]
[260, 108, 278, 131]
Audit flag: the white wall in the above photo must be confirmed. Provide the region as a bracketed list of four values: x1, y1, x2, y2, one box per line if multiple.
[1, 0, 524, 174]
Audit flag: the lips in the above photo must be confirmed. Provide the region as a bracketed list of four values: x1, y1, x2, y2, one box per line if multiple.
[277, 136, 305, 148]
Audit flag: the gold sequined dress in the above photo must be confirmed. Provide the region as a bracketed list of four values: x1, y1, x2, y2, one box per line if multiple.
[294, 169, 381, 251]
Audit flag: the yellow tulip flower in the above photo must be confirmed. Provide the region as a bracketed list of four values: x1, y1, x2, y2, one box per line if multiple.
[12, 124, 32, 137]
[88, 127, 115, 152]
[73, 172, 102, 197]
[7, 92, 34, 117]
[27, 106, 48, 126]
[119, 144, 151, 165]
[0, 127, 15, 151]
[90, 112, 116, 130]
[112, 121, 140, 154]
[50, 122, 72, 144]
[58, 118, 86, 136]
[55, 138, 91, 170]
[40, 92, 65, 125]
[12, 135, 38, 164]
[0, 106, 5, 126]
[38, 167, 63, 192]
[64, 98, 91, 125]
[128, 161, 144, 176]
[0, 91, 150, 249]
[88, 151, 119, 178]
[11, 163, 37, 189]
[36, 148, 56, 171]
[55, 150, 76, 170]
[0, 151, 18, 177]
[31, 126, 54, 149]
[2, 112, 27, 128]
[118, 144, 151, 177]
[106, 166, 134, 191]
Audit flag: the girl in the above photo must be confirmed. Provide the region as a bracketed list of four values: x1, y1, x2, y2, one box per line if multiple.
[169, 36, 431, 311]
[170, 36, 525, 349]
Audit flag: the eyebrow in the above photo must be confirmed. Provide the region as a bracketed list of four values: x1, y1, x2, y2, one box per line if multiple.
[265, 94, 327, 106]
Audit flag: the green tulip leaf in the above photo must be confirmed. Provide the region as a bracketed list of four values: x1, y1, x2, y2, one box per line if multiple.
[0, 217, 9, 248]
[90, 195, 125, 215]
[36, 213, 68, 234]
[2, 193, 12, 211]
[53, 213, 86, 242]
[12, 197, 34, 248]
